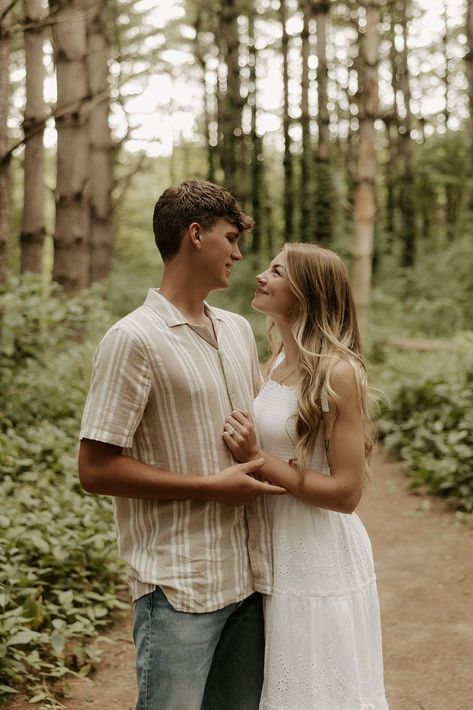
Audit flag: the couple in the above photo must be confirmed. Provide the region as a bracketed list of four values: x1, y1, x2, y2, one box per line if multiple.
[79, 180, 388, 710]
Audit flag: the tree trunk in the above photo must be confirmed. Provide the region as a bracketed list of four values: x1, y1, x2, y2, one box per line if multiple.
[384, 114, 399, 252]
[466, 0, 473, 210]
[219, 0, 243, 198]
[312, 0, 333, 245]
[442, 1, 450, 131]
[398, 0, 416, 267]
[21, 0, 47, 274]
[442, 0, 455, 240]
[280, 0, 294, 240]
[248, 5, 264, 253]
[87, 0, 113, 283]
[51, 0, 90, 291]
[352, 0, 380, 339]
[194, 5, 217, 183]
[0, 0, 11, 286]
[299, 0, 312, 242]
[384, 2, 400, 251]
[344, 76, 358, 220]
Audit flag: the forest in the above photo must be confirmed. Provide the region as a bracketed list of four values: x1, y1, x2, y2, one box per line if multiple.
[0, 0, 472, 704]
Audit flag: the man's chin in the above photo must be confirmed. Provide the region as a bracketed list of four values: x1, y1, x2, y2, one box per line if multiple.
[213, 278, 229, 291]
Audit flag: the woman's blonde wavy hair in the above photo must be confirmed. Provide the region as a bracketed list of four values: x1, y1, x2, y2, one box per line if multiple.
[265, 242, 374, 477]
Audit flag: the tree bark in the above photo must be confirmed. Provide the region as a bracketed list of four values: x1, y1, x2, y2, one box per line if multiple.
[312, 0, 333, 245]
[0, 0, 11, 286]
[248, 4, 264, 253]
[20, 0, 47, 274]
[299, 0, 312, 242]
[384, 1, 400, 250]
[219, 0, 243, 198]
[87, 0, 113, 283]
[194, 4, 217, 183]
[352, 0, 380, 339]
[398, 0, 416, 266]
[280, 0, 294, 240]
[384, 115, 398, 244]
[51, 0, 90, 291]
[442, 0, 455, 239]
[466, 0, 473, 210]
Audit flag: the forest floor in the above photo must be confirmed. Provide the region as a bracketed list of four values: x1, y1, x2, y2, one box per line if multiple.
[9, 449, 473, 710]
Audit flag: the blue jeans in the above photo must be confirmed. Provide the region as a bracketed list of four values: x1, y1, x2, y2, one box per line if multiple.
[133, 587, 264, 710]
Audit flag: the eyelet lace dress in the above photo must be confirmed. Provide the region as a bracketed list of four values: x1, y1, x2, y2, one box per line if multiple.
[255, 377, 388, 710]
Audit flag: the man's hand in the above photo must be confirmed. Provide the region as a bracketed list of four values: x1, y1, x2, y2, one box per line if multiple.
[208, 458, 286, 505]
[223, 409, 261, 463]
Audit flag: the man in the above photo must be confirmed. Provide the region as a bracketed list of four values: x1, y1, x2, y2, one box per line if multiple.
[78, 180, 284, 710]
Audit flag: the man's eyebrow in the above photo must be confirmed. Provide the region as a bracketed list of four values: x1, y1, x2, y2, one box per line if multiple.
[226, 230, 240, 238]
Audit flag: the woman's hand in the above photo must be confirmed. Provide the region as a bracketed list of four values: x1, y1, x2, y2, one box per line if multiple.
[223, 409, 261, 462]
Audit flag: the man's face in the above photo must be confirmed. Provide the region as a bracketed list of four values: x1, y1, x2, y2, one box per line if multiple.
[200, 218, 243, 290]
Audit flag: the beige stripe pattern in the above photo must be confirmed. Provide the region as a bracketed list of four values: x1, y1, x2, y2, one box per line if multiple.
[80, 289, 272, 612]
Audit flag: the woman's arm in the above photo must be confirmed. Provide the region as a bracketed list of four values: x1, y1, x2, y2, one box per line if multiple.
[223, 361, 365, 514]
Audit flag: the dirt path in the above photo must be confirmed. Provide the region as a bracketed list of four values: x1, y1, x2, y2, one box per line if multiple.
[9, 451, 473, 709]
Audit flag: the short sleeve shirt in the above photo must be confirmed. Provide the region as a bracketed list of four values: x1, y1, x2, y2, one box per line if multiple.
[80, 289, 272, 612]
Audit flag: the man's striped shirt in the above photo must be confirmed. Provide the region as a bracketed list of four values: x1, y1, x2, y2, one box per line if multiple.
[80, 289, 272, 611]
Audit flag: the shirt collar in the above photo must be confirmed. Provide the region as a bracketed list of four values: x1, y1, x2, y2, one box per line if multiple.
[144, 288, 225, 327]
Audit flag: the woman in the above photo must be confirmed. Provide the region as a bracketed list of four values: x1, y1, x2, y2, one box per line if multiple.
[223, 243, 388, 709]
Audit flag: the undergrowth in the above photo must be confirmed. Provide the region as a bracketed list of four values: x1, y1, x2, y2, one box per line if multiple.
[0, 276, 126, 706]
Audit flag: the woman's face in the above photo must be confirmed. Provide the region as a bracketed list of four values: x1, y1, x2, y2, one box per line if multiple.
[252, 250, 298, 321]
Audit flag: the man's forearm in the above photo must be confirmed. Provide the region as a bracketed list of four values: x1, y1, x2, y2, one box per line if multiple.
[79, 443, 214, 500]
[78, 439, 281, 504]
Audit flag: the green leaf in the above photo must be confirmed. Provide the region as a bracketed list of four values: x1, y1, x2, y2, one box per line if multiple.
[7, 629, 42, 646]
[50, 629, 66, 655]
[0, 685, 19, 694]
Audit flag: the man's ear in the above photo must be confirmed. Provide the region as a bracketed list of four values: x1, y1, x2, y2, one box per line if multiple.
[188, 222, 202, 250]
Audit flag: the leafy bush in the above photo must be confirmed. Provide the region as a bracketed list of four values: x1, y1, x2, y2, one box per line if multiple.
[0, 277, 127, 705]
[375, 337, 473, 512]
[370, 233, 473, 340]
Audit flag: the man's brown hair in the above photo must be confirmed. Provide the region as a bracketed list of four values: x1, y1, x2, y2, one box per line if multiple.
[153, 180, 254, 261]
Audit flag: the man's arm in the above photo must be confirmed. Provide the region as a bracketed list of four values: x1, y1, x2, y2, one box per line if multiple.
[78, 439, 286, 505]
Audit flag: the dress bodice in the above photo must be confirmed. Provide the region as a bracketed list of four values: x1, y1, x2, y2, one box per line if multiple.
[254, 378, 330, 475]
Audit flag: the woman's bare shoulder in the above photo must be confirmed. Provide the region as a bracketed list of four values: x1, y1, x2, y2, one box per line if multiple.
[331, 358, 358, 388]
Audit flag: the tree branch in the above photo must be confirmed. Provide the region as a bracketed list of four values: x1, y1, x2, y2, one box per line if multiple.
[0, 89, 110, 166]
[112, 153, 148, 208]
[0, 0, 18, 28]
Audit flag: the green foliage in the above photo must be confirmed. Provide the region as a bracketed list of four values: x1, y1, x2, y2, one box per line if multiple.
[375, 337, 473, 512]
[414, 131, 470, 236]
[370, 233, 473, 339]
[0, 276, 126, 704]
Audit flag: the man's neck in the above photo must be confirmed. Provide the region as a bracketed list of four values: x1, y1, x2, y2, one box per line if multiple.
[159, 271, 211, 325]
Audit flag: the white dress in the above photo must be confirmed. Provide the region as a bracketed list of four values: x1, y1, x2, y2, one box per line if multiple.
[255, 377, 388, 710]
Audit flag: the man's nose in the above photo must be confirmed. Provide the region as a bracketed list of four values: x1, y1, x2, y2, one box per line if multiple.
[233, 244, 242, 260]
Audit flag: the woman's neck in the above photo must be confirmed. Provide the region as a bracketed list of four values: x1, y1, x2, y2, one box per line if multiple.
[276, 320, 299, 367]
